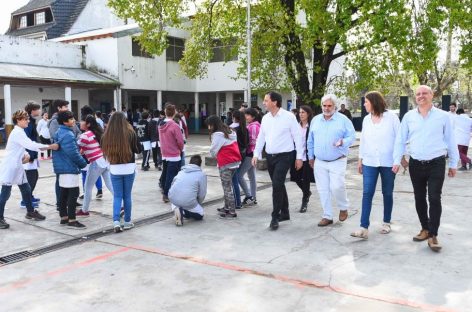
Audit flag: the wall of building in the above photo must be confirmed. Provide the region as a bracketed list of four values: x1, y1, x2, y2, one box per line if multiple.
[84, 37, 119, 78]
[117, 36, 168, 90]
[0, 85, 88, 113]
[67, 0, 126, 36]
[0, 35, 83, 68]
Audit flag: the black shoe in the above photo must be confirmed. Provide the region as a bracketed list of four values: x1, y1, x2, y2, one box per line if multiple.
[142, 166, 149, 171]
[79, 194, 84, 200]
[67, 221, 86, 229]
[96, 190, 103, 199]
[219, 211, 237, 219]
[60, 218, 68, 225]
[157, 165, 162, 171]
[0, 218, 10, 229]
[278, 214, 290, 222]
[25, 210, 46, 221]
[299, 201, 308, 213]
[458, 166, 468, 171]
[269, 219, 279, 230]
[217, 207, 226, 212]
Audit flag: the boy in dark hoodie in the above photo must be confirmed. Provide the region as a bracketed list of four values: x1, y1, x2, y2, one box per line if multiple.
[136, 111, 151, 171]
[52, 111, 87, 229]
[22, 101, 42, 209]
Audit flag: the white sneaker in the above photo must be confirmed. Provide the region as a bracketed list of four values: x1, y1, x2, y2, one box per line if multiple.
[113, 221, 122, 233]
[123, 222, 134, 230]
[175, 208, 183, 226]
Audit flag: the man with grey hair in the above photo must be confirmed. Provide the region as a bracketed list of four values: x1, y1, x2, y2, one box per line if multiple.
[393, 85, 458, 252]
[307, 94, 356, 226]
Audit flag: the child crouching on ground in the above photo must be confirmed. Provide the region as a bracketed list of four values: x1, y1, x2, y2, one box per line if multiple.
[52, 111, 87, 229]
[169, 155, 207, 226]
[0, 110, 58, 229]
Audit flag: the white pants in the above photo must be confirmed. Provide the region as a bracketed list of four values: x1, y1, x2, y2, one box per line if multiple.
[314, 158, 349, 220]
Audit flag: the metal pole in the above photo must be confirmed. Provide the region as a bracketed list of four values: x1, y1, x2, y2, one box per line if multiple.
[247, 0, 251, 106]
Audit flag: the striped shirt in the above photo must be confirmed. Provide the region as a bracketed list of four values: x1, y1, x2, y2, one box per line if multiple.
[78, 131, 103, 163]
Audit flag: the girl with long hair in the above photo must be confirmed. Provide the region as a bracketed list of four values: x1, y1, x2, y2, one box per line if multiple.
[239, 108, 260, 206]
[290, 105, 315, 213]
[229, 110, 249, 209]
[102, 112, 141, 233]
[207, 115, 241, 218]
[77, 114, 114, 216]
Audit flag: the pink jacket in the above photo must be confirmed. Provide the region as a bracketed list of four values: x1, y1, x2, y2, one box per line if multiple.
[158, 119, 184, 158]
[246, 121, 261, 154]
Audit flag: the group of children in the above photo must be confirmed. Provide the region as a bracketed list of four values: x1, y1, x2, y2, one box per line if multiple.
[0, 99, 264, 231]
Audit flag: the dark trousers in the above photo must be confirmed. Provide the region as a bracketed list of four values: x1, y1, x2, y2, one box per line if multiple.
[39, 136, 51, 157]
[0, 183, 34, 218]
[25, 169, 38, 193]
[152, 146, 162, 166]
[409, 157, 446, 237]
[458, 145, 471, 167]
[267, 151, 294, 220]
[164, 160, 181, 196]
[159, 160, 167, 189]
[141, 149, 150, 168]
[59, 187, 79, 220]
[180, 208, 203, 221]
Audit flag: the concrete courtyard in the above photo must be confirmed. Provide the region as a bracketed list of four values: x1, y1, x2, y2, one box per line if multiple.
[0, 134, 471, 312]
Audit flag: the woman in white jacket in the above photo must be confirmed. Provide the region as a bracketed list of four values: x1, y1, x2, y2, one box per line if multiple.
[0, 110, 57, 229]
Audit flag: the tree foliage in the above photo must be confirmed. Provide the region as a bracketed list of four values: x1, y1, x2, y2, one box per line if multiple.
[108, 0, 472, 107]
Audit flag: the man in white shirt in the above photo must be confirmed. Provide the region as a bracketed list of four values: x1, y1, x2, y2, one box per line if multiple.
[393, 85, 459, 252]
[252, 91, 303, 230]
[455, 108, 472, 170]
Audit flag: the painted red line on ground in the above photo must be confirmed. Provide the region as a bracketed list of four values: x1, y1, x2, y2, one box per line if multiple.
[0, 247, 129, 294]
[129, 244, 455, 312]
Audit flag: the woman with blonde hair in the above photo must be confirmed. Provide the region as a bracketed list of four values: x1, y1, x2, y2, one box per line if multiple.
[351, 91, 400, 239]
[102, 112, 141, 233]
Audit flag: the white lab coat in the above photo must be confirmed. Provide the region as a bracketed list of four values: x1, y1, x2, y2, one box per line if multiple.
[0, 126, 48, 185]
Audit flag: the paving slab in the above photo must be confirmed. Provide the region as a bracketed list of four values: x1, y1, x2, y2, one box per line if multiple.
[0, 134, 471, 311]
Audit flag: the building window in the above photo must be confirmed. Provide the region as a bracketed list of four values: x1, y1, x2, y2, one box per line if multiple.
[166, 37, 185, 62]
[210, 40, 237, 63]
[35, 12, 45, 25]
[131, 38, 153, 58]
[19, 16, 27, 28]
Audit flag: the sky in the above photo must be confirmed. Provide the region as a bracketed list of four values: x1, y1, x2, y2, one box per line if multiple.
[0, 0, 30, 34]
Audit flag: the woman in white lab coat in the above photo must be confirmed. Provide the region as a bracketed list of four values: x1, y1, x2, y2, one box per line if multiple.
[0, 110, 57, 229]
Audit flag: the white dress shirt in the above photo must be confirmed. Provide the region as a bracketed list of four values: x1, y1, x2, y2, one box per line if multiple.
[359, 110, 400, 167]
[254, 108, 303, 159]
[454, 114, 472, 146]
[393, 107, 459, 168]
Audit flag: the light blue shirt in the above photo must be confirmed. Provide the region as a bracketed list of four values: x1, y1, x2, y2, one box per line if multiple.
[393, 106, 459, 168]
[307, 112, 356, 161]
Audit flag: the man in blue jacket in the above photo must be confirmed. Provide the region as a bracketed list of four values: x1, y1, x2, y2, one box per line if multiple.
[169, 155, 207, 226]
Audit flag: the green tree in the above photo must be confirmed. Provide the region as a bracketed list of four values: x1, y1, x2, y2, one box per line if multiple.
[108, 0, 470, 107]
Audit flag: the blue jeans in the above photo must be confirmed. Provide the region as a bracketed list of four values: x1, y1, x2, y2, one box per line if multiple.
[82, 162, 114, 212]
[164, 161, 181, 196]
[0, 129, 6, 143]
[110, 172, 135, 222]
[81, 170, 102, 190]
[0, 183, 34, 218]
[360, 165, 395, 229]
[231, 167, 241, 207]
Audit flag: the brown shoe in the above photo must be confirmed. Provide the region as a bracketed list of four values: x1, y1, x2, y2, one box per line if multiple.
[413, 229, 429, 241]
[428, 236, 442, 252]
[339, 210, 348, 222]
[318, 218, 333, 227]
